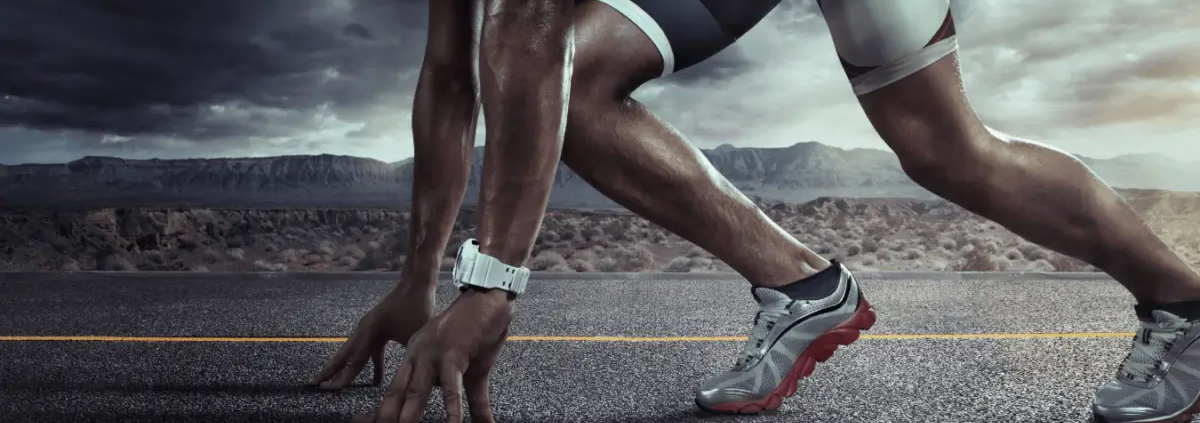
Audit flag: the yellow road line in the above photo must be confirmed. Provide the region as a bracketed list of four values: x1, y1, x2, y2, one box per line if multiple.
[0, 332, 1136, 343]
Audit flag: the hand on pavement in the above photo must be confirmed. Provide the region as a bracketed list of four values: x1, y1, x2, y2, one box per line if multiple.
[308, 283, 437, 390]
[352, 288, 514, 423]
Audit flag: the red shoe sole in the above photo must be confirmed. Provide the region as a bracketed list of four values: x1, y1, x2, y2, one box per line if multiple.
[1096, 398, 1200, 423]
[702, 297, 877, 414]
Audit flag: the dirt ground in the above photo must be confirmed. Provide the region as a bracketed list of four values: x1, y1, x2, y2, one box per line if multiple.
[2, 193, 1198, 273]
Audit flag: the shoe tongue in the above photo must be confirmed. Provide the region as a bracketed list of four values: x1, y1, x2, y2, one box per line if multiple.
[1151, 309, 1185, 326]
[752, 287, 790, 305]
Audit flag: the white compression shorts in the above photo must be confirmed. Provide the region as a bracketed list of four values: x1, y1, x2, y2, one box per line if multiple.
[818, 0, 959, 95]
[593, 0, 958, 95]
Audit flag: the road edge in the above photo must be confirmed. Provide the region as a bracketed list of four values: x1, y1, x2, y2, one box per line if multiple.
[0, 270, 1112, 282]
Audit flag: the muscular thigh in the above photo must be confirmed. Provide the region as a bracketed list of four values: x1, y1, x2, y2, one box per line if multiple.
[590, 0, 783, 78]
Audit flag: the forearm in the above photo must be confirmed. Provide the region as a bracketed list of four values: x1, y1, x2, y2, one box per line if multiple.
[400, 65, 480, 291]
[475, 0, 575, 267]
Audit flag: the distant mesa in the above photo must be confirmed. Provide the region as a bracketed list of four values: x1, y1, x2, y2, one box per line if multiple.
[1, 142, 1197, 208]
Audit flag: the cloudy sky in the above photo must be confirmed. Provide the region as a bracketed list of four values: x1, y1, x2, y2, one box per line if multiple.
[1, 0, 1197, 165]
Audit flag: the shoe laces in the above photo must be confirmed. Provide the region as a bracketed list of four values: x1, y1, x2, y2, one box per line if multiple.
[1119, 310, 1192, 383]
[736, 289, 796, 369]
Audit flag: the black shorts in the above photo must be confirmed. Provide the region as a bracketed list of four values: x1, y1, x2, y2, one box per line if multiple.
[593, 0, 782, 77]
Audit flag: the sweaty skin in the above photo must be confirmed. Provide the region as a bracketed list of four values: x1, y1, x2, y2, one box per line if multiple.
[317, 0, 1200, 419]
[312, 0, 832, 411]
[346, 0, 577, 422]
[307, 0, 479, 392]
[853, 54, 1200, 305]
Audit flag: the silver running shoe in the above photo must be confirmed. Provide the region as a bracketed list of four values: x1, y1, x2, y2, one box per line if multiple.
[695, 261, 876, 414]
[1094, 310, 1200, 423]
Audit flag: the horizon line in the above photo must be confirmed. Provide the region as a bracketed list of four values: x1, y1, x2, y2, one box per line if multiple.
[0, 142, 1172, 167]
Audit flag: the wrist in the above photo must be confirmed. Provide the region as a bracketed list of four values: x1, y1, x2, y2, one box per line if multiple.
[400, 254, 442, 289]
[459, 286, 517, 307]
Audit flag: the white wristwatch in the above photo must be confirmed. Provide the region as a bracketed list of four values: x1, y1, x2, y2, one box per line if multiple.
[451, 238, 530, 295]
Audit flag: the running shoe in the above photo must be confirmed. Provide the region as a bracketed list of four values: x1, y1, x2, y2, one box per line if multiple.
[1093, 308, 1200, 423]
[694, 260, 876, 414]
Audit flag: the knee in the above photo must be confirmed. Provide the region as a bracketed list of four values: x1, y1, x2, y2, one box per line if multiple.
[876, 120, 991, 188]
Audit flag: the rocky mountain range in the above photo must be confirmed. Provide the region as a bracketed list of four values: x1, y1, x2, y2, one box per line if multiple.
[2, 141, 1197, 208]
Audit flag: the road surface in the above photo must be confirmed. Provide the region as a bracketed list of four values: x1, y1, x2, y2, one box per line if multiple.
[0, 271, 1159, 423]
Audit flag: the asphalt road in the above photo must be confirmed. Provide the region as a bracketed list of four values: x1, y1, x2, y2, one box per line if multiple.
[0, 271, 1170, 423]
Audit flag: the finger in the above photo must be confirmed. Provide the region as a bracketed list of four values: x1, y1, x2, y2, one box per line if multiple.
[321, 336, 379, 390]
[396, 360, 437, 423]
[464, 331, 506, 423]
[376, 360, 414, 423]
[463, 374, 493, 423]
[371, 344, 386, 386]
[438, 363, 466, 423]
[308, 326, 361, 386]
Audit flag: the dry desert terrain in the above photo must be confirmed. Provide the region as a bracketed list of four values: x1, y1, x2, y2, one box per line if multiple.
[2, 191, 1198, 274]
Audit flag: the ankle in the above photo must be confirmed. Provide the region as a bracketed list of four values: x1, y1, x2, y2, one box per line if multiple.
[747, 254, 831, 288]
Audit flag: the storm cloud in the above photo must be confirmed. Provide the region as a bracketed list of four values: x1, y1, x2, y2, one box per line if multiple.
[1, 0, 1197, 164]
[0, 0, 434, 162]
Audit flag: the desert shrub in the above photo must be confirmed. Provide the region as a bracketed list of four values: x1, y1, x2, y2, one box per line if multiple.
[845, 242, 862, 256]
[317, 240, 337, 256]
[539, 230, 560, 243]
[278, 248, 301, 263]
[227, 248, 246, 260]
[1026, 259, 1054, 271]
[567, 258, 595, 272]
[685, 245, 708, 258]
[953, 247, 1000, 271]
[993, 256, 1013, 271]
[252, 260, 286, 271]
[830, 215, 849, 231]
[861, 238, 879, 253]
[530, 251, 570, 271]
[597, 257, 620, 272]
[97, 252, 136, 271]
[1048, 253, 1089, 272]
[938, 238, 957, 251]
[355, 249, 395, 270]
[582, 227, 604, 242]
[918, 229, 939, 242]
[143, 250, 166, 264]
[1003, 248, 1023, 261]
[602, 220, 626, 241]
[342, 244, 367, 260]
[904, 248, 924, 260]
[570, 249, 599, 263]
[1018, 243, 1050, 261]
[557, 228, 578, 241]
[650, 231, 667, 243]
[605, 243, 655, 271]
[664, 256, 694, 272]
